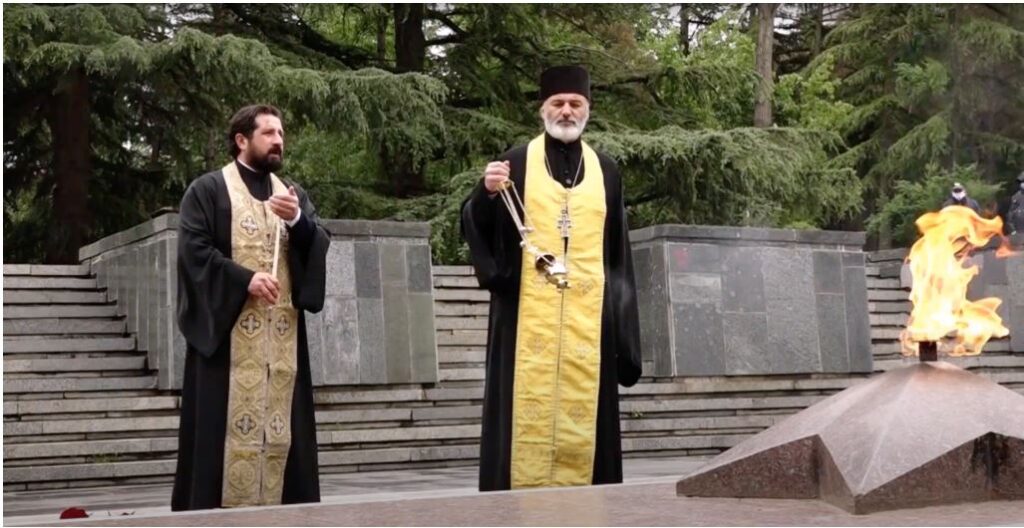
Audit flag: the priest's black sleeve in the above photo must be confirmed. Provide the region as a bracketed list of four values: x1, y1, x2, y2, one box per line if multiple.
[607, 168, 643, 387]
[286, 182, 330, 314]
[176, 174, 254, 358]
[461, 180, 507, 291]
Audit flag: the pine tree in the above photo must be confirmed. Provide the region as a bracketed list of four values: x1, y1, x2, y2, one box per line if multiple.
[818, 4, 1024, 247]
[3, 4, 445, 263]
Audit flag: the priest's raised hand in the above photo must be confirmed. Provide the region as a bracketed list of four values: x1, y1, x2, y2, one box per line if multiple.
[173, 104, 330, 512]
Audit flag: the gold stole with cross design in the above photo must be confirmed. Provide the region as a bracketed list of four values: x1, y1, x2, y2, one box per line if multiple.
[220, 162, 299, 507]
[510, 135, 606, 488]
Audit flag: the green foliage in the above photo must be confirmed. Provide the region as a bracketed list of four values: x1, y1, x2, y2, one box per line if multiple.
[818, 4, 1024, 246]
[13, 3, 1020, 263]
[590, 126, 860, 229]
[866, 163, 1003, 244]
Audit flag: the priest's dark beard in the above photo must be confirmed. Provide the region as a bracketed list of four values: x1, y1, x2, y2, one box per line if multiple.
[253, 153, 284, 174]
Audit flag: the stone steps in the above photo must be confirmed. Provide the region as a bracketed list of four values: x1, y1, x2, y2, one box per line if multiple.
[3, 318, 126, 336]
[5, 255, 1023, 492]
[2, 336, 135, 354]
[3, 357, 147, 374]
[3, 304, 120, 319]
[3, 277, 99, 290]
[4, 415, 179, 437]
[432, 289, 490, 302]
[3, 264, 91, 276]
[3, 396, 178, 417]
[3, 376, 158, 395]
[4, 290, 108, 304]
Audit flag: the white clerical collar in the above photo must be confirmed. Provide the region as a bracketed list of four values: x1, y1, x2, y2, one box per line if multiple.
[236, 158, 261, 174]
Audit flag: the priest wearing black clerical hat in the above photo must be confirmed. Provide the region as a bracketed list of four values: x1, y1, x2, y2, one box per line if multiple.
[461, 65, 643, 491]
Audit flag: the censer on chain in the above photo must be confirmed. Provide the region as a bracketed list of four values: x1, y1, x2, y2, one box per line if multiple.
[495, 179, 570, 289]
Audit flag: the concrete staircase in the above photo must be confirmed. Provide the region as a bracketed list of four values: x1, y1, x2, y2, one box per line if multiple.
[5, 260, 1023, 491]
[3, 265, 173, 491]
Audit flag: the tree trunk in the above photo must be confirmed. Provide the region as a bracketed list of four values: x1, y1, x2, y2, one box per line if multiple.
[376, 11, 388, 63]
[678, 4, 690, 55]
[754, 3, 779, 128]
[385, 3, 427, 196]
[44, 67, 92, 264]
[810, 3, 823, 58]
[393, 4, 425, 73]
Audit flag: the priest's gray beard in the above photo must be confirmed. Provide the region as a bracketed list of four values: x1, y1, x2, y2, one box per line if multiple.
[543, 114, 588, 143]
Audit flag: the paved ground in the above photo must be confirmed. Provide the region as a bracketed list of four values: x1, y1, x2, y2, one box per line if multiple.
[3, 456, 707, 526]
[17, 479, 1024, 527]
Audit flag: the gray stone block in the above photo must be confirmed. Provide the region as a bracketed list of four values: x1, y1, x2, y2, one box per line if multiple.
[408, 293, 439, 383]
[306, 306, 327, 386]
[382, 283, 412, 382]
[322, 296, 360, 385]
[813, 251, 844, 294]
[673, 303, 724, 376]
[817, 293, 850, 372]
[761, 247, 814, 302]
[766, 298, 820, 374]
[670, 273, 722, 305]
[668, 243, 721, 274]
[322, 219, 431, 238]
[406, 244, 433, 293]
[841, 252, 865, 268]
[843, 267, 873, 372]
[720, 247, 765, 313]
[357, 297, 386, 384]
[354, 242, 381, 299]
[633, 244, 670, 373]
[325, 241, 356, 298]
[722, 312, 770, 374]
[4, 437, 178, 460]
[380, 244, 407, 285]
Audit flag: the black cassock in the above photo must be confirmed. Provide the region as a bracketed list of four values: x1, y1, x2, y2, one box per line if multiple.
[461, 134, 643, 491]
[172, 161, 330, 511]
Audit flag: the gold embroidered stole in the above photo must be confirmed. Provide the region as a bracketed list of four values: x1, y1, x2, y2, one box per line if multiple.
[220, 162, 299, 507]
[510, 135, 607, 488]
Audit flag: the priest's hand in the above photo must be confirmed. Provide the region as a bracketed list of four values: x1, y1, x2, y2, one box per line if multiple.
[483, 161, 510, 194]
[269, 187, 300, 222]
[249, 272, 280, 304]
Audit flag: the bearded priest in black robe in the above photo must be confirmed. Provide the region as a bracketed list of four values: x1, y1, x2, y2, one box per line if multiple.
[461, 66, 643, 492]
[172, 104, 330, 511]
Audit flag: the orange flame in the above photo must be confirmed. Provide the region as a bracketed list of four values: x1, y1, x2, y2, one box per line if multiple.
[900, 205, 1013, 357]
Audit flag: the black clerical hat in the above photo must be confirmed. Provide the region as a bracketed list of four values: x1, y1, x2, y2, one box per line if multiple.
[540, 65, 591, 102]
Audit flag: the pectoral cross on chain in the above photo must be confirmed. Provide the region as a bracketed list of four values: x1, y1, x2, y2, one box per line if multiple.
[557, 206, 572, 239]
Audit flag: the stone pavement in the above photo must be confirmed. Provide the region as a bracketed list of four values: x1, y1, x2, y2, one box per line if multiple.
[20, 480, 1024, 527]
[3, 456, 707, 526]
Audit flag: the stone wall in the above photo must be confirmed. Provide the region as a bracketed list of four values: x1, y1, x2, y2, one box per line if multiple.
[79, 212, 183, 390]
[309, 220, 438, 385]
[79, 215, 438, 390]
[631, 225, 872, 377]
